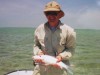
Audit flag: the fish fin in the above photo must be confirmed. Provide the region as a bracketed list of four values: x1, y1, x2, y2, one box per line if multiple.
[64, 67, 73, 75]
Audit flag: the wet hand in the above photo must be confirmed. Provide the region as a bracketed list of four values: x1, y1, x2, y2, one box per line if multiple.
[56, 55, 62, 62]
[34, 59, 45, 64]
[32, 56, 45, 64]
[37, 51, 44, 55]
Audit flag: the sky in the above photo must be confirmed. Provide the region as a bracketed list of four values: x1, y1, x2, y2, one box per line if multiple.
[0, 0, 100, 29]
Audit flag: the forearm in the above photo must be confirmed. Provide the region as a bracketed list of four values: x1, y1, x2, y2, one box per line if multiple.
[33, 45, 42, 55]
[33, 35, 43, 55]
[59, 29, 76, 60]
[58, 48, 75, 60]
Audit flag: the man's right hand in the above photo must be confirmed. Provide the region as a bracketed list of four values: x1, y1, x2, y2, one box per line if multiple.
[32, 51, 45, 64]
[38, 51, 44, 55]
[34, 59, 44, 64]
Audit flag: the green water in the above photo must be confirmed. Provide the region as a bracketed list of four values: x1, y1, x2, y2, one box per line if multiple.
[0, 28, 100, 75]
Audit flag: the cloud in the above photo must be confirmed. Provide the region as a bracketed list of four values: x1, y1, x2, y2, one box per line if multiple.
[77, 8, 100, 29]
[0, 0, 46, 27]
[0, 0, 100, 29]
[97, 0, 100, 6]
[62, 7, 100, 29]
[0, 0, 45, 16]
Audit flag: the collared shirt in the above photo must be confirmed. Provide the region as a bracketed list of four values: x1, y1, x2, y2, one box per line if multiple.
[33, 21, 76, 60]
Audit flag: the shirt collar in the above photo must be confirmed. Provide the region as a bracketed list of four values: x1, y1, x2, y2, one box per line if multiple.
[45, 20, 63, 31]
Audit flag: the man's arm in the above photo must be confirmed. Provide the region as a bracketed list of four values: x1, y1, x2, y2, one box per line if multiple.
[58, 29, 76, 60]
[33, 30, 43, 55]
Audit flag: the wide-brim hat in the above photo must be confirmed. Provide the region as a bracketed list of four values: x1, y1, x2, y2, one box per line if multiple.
[44, 1, 64, 19]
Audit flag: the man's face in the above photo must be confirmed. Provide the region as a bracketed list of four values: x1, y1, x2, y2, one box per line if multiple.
[45, 11, 60, 23]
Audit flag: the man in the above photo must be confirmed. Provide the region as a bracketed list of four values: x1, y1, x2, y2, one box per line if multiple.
[33, 1, 76, 75]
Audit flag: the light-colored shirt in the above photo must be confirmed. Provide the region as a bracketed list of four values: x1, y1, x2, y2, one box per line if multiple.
[33, 21, 76, 60]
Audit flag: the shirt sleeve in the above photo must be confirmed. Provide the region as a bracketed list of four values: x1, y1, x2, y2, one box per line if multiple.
[33, 29, 42, 55]
[59, 28, 76, 60]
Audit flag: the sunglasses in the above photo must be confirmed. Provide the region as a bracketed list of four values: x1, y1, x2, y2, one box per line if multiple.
[45, 12, 59, 16]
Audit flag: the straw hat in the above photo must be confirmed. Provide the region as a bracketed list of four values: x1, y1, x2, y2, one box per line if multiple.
[44, 1, 64, 18]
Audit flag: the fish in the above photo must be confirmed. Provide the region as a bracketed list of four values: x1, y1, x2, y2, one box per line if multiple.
[32, 55, 73, 75]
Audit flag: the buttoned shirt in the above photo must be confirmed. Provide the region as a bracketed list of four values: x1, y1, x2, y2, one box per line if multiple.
[33, 21, 76, 60]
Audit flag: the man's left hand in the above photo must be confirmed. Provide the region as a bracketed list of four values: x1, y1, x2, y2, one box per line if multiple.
[56, 55, 62, 62]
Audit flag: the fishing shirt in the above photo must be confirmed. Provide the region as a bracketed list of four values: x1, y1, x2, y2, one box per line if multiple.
[33, 21, 76, 60]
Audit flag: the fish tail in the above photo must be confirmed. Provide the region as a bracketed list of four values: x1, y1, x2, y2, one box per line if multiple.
[64, 67, 73, 75]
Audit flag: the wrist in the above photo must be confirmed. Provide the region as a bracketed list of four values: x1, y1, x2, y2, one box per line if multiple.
[38, 51, 44, 55]
[56, 55, 62, 62]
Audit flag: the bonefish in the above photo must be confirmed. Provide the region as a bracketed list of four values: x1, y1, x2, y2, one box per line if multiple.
[32, 55, 73, 75]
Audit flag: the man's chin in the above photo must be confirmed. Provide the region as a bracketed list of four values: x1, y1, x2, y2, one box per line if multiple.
[49, 20, 56, 22]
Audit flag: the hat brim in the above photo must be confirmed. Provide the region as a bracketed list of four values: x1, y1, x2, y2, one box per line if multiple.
[44, 8, 60, 12]
[58, 10, 64, 19]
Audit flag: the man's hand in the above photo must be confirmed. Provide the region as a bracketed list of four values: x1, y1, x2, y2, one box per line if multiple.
[37, 51, 44, 55]
[34, 59, 45, 64]
[56, 55, 62, 62]
[51, 55, 62, 69]
[32, 51, 45, 65]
